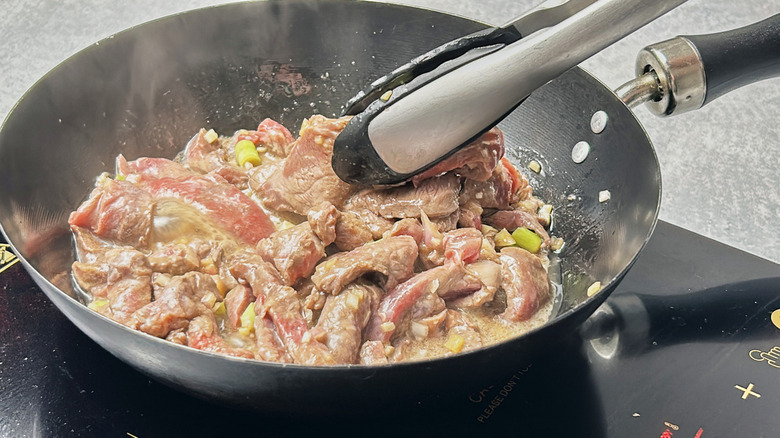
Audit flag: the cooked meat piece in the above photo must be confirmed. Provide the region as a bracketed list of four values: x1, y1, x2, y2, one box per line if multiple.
[166, 328, 188, 345]
[115, 155, 192, 181]
[333, 209, 393, 251]
[458, 200, 483, 229]
[117, 155, 275, 245]
[314, 281, 381, 364]
[228, 251, 285, 299]
[332, 211, 375, 251]
[416, 220, 481, 269]
[500, 246, 551, 322]
[224, 284, 254, 329]
[102, 250, 154, 323]
[483, 209, 550, 246]
[252, 309, 292, 363]
[359, 340, 389, 365]
[68, 177, 153, 247]
[182, 128, 248, 188]
[459, 159, 518, 210]
[411, 127, 504, 185]
[442, 228, 483, 264]
[419, 212, 445, 269]
[344, 173, 460, 219]
[311, 235, 418, 295]
[307, 202, 340, 247]
[429, 211, 460, 232]
[366, 261, 482, 343]
[445, 310, 483, 352]
[263, 283, 336, 365]
[254, 115, 353, 215]
[143, 173, 275, 246]
[131, 271, 217, 338]
[237, 118, 296, 157]
[147, 243, 200, 275]
[418, 309, 448, 332]
[450, 260, 502, 308]
[256, 222, 326, 285]
[229, 252, 334, 365]
[72, 245, 152, 325]
[383, 218, 423, 243]
[187, 313, 255, 359]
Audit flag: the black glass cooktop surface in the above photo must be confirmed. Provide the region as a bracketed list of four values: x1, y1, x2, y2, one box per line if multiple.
[2, 221, 779, 437]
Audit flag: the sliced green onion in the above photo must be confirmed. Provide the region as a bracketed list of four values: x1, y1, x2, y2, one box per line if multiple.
[511, 227, 542, 253]
[235, 139, 261, 167]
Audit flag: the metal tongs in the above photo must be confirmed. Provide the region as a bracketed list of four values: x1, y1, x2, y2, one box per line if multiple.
[332, 0, 688, 185]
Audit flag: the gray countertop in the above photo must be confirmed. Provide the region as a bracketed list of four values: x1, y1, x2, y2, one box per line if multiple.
[2, 0, 779, 262]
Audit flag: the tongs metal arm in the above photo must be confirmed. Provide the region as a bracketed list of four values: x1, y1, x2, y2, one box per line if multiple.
[334, 0, 689, 185]
[343, 0, 599, 116]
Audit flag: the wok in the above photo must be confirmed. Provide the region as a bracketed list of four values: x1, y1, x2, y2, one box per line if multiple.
[0, 1, 775, 413]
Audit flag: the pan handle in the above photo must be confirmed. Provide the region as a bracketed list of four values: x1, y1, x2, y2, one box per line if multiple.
[616, 13, 780, 115]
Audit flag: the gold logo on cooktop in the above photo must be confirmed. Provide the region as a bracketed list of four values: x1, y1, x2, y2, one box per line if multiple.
[772, 309, 780, 330]
[749, 346, 780, 369]
[0, 243, 20, 274]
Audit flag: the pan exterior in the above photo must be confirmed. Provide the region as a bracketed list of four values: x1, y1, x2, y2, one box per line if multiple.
[0, 1, 659, 411]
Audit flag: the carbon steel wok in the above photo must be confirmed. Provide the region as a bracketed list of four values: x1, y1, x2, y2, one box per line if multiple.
[0, 1, 773, 413]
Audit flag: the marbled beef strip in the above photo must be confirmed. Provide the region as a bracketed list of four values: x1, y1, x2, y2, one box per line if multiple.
[119, 156, 275, 245]
[237, 118, 296, 158]
[255, 115, 353, 215]
[458, 159, 517, 210]
[147, 242, 200, 276]
[187, 313, 255, 359]
[307, 202, 340, 247]
[68, 177, 153, 247]
[365, 261, 482, 343]
[313, 281, 382, 364]
[224, 284, 254, 329]
[359, 340, 389, 365]
[230, 254, 334, 365]
[182, 128, 248, 188]
[131, 271, 216, 338]
[256, 222, 326, 286]
[450, 260, 503, 309]
[311, 235, 418, 295]
[344, 173, 460, 220]
[411, 127, 504, 185]
[499, 246, 551, 322]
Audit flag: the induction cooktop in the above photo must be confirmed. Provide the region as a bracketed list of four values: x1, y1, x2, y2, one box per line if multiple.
[2, 221, 779, 437]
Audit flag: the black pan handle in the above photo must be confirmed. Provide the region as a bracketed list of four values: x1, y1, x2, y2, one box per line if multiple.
[618, 13, 780, 116]
[685, 13, 780, 106]
[581, 277, 780, 357]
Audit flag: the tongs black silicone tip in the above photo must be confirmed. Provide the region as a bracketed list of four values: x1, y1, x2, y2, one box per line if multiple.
[333, 27, 521, 185]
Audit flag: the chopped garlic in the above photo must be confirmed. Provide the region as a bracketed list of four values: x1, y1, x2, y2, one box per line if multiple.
[587, 281, 602, 297]
[444, 333, 465, 353]
[346, 292, 361, 310]
[380, 321, 396, 333]
[550, 237, 565, 252]
[528, 160, 542, 173]
[203, 129, 219, 143]
[494, 228, 516, 247]
[537, 204, 553, 227]
[410, 322, 429, 340]
[599, 190, 611, 203]
[201, 292, 217, 308]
